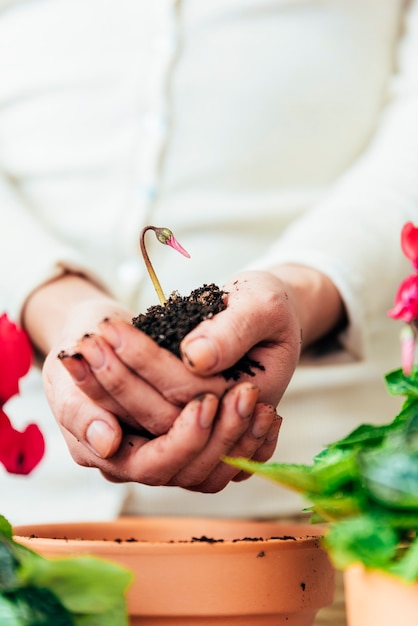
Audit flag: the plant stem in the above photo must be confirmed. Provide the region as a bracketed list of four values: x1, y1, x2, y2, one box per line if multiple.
[140, 226, 190, 306]
[140, 226, 167, 305]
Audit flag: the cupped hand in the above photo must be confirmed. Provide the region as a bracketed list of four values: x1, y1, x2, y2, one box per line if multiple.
[55, 316, 232, 437]
[94, 385, 281, 492]
[179, 270, 303, 407]
[40, 271, 297, 490]
[46, 346, 282, 491]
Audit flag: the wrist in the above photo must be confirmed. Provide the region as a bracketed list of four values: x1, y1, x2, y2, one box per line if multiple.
[269, 264, 347, 349]
[22, 273, 126, 356]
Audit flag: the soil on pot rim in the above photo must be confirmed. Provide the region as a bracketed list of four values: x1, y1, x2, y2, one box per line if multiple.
[25, 534, 308, 543]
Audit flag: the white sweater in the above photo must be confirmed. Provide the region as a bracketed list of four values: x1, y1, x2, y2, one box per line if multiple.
[1, 0, 418, 523]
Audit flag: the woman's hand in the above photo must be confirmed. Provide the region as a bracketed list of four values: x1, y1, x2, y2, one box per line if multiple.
[25, 265, 343, 491]
[47, 318, 282, 491]
[45, 355, 281, 490]
[179, 268, 345, 406]
[27, 274, 280, 491]
[179, 270, 303, 407]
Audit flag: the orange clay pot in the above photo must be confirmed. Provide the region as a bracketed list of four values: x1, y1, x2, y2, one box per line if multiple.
[344, 563, 418, 626]
[14, 516, 335, 626]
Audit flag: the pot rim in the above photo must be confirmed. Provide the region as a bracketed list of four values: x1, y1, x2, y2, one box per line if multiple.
[14, 516, 326, 554]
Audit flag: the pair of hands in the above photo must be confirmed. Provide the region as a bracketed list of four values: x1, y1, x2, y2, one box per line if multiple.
[41, 270, 303, 493]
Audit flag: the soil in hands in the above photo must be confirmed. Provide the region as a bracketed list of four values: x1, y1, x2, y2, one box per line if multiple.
[132, 283, 264, 381]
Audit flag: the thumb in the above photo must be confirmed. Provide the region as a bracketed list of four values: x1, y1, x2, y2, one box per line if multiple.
[179, 299, 263, 377]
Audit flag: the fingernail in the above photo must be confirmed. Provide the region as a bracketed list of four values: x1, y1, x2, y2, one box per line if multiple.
[86, 420, 118, 458]
[251, 403, 276, 439]
[79, 335, 105, 370]
[197, 393, 217, 429]
[181, 337, 218, 371]
[99, 318, 122, 349]
[252, 419, 271, 439]
[266, 414, 283, 442]
[58, 350, 88, 382]
[237, 384, 259, 419]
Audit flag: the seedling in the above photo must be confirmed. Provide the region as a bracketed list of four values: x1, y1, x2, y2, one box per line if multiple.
[140, 226, 190, 305]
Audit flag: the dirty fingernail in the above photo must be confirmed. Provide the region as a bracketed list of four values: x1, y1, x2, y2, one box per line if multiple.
[58, 350, 88, 382]
[86, 420, 118, 458]
[249, 404, 273, 438]
[80, 335, 105, 370]
[251, 418, 271, 439]
[197, 394, 217, 429]
[266, 414, 283, 442]
[181, 337, 218, 371]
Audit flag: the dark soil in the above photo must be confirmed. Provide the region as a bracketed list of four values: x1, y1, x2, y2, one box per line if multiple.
[132, 283, 264, 381]
[27, 534, 301, 543]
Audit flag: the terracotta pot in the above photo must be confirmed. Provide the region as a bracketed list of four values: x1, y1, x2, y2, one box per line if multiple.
[344, 563, 418, 626]
[14, 516, 335, 626]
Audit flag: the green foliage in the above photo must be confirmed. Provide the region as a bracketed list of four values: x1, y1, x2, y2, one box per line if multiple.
[0, 520, 133, 626]
[225, 367, 418, 581]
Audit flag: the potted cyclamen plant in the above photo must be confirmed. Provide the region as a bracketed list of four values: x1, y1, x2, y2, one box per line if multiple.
[0, 314, 133, 625]
[227, 221, 418, 626]
[13, 227, 336, 626]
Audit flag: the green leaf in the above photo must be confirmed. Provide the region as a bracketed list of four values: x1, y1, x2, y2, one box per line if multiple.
[0, 594, 25, 625]
[1, 586, 75, 626]
[389, 535, 418, 582]
[323, 516, 399, 571]
[0, 515, 132, 626]
[324, 422, 394, 450]
[399, 396, 418, 415]
[360, 448, 418, 510]
[226, 447, 358, 496]
[385, 368, 418, 398]
[20, 555, 133, 616]
[308, 493, 363, 522]
[224, 457, 320, 493]
[0, 516, 13, 540]
[72, 599, 129, 626]
[0, 538, 20, 591]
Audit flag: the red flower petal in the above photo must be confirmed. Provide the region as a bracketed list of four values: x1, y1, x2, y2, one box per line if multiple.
[0, 313, 32, 406]
[0, 408, 45, 475]
[388, 274, 418, 324]
[401, 222, 418, 270]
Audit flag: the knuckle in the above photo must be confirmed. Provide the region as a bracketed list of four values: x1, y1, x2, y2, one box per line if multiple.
[163, 384, 190, 406]
[102, 375, 127, 398]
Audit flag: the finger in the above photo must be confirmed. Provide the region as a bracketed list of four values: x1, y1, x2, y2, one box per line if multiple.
[169, 382, 260, 490]
[72, 333, 182, 434]
[183, 404, 281, 492]
[98, 318, 229, 403]
[57, 349, 134, 422]
[43, 363, 124, 459]
[64, 393, 220, 485]
[232, 411, 283, 482]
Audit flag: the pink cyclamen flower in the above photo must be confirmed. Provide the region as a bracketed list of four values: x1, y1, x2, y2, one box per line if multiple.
[154, 227, 190, 258]
[0, 313, 32, 406]
[0, 408, 45, 475]
[401, 222, 418, 270]
[388, 274, 418, 324]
